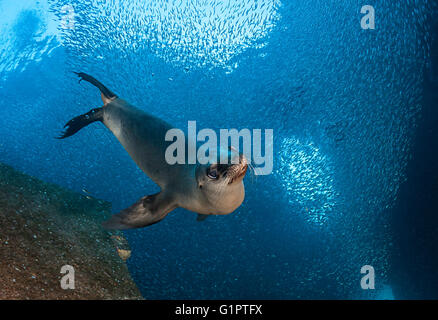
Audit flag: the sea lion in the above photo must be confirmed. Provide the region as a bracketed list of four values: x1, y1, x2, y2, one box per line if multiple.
[58, 72, 248, 230]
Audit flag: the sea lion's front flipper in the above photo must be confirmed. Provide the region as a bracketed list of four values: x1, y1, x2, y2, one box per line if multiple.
[102, 192, 177, 230]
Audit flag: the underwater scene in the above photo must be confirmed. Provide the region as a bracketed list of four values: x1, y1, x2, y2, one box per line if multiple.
[0, 0, 438, 301]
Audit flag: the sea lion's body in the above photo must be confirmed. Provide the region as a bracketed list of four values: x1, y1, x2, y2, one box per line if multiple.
[103, 98, 184, 188]
[59, 73, 247, 229]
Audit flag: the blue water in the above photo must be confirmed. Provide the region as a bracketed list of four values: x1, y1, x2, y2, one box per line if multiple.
[1, 0, 437, 299]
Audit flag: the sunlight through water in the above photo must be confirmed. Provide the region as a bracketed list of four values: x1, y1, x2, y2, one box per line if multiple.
[0, 0, 60, 77]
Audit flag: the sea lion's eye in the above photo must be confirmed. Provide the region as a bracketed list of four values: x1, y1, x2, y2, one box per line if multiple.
[207, 169, 218, 179]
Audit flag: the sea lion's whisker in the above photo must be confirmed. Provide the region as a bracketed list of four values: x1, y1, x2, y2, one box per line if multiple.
[245, 162, 257, 185]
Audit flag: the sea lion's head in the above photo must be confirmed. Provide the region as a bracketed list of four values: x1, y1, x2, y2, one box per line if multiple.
[195, 149, 248, 214]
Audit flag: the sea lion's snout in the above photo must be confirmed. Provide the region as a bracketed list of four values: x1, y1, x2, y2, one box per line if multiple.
[198, 151, 248, 186]
[225, 153, 248, 184]
[194, 149, 247, 214]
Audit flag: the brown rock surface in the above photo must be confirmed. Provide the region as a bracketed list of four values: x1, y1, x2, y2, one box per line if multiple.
[0, 163, 142, 299]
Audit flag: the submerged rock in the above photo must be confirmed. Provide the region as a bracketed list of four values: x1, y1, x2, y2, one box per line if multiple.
[0, 163, 142, 300]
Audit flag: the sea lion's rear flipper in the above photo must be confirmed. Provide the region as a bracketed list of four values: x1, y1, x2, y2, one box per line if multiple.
[57, 72, 116, 138]
[102, 192, 177, 230]
[74, 72, 117, 104]
[196, 214, 209, 222]
[56, 108, 103, 139]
